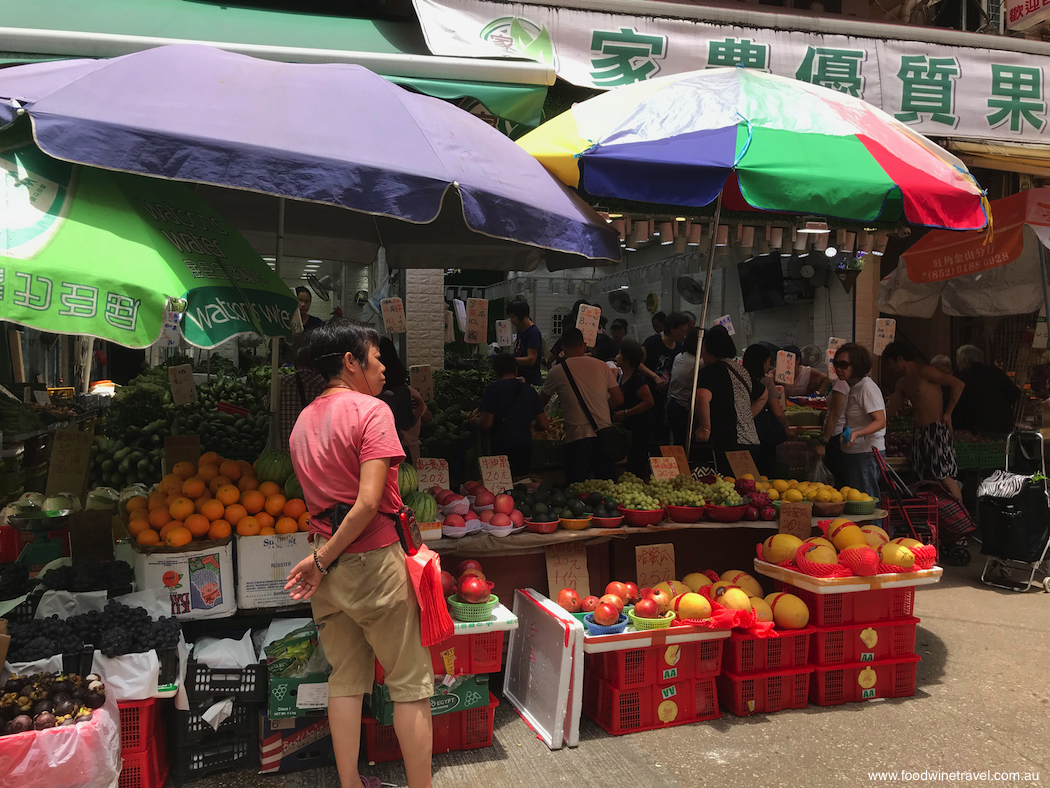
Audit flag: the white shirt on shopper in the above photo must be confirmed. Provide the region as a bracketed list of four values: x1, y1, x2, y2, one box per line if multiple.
[842, 376, 886, 454]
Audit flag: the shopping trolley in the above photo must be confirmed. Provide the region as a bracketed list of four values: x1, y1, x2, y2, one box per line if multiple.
[978, 431, 1050, 593]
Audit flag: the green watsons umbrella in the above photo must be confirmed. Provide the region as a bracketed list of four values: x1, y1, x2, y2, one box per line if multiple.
[0, 143, 298, 348]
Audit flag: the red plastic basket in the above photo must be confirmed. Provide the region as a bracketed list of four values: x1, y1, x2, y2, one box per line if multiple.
[810, 655, 921, 705]
[775, 583, 915, 627]
[374, 630, 506, 683]
[585, 639, 723, 690]
[118, 698, 168, 788]
[722, 627, 813, 675]
[716, 666, 813, 716]
[583, 673, 721, 735]
[118, 698, 157, 754]
[810, 618, 920, 666]
[362, 692, 498, 763]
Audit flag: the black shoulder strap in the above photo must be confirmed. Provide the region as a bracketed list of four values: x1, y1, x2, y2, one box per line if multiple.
[562, 360, 600, 433]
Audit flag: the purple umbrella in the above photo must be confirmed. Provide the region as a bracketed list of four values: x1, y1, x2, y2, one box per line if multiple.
[0, 45, 620, 269]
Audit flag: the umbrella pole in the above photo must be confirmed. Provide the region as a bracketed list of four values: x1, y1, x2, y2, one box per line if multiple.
[686, 194, 723, 456]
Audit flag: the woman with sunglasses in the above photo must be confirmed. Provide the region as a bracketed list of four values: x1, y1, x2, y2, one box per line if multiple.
[813, 359, 851, 486]
[833, 343, 886, 504]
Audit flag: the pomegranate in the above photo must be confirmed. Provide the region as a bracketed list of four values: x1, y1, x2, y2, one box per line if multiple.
[649, 589, 672, 615]
[443, 514, 465, 529]
[605, 581, 630, 602]
[478, 509, 495, 523]
[639, 587, 654, 600]
[458, 559, 482, 575]
[624, 582, 640, 603]
[458, 576, 492, 604]
[599, 593, 624, 612]
[592, 602, 619, 626]
[509, 509, 525, 527]
[473, 489, 496, 507]
[440, 571, 457, 598]
[556, 587, 581, 612]
[581, 595, 600, 612]
[632, 598, 659, 619]
[494, 494, 515, 515]
[458, 567, 486, 584]
[490, 512, 512, 528]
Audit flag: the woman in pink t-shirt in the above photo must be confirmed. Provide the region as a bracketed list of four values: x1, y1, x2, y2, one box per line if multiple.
[285, 319, 434, 788]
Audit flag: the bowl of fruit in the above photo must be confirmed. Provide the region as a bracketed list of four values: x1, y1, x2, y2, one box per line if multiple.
[705, 503, 749, 523]
[664, 504, 707, 523]
[588, 494, 624, 527]
[525, 517, 559, 534]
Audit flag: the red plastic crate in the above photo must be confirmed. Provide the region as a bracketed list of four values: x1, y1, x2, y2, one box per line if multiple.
[118, 699, 157, 754]
[717, 666, 813, 716]
[722, 627, 813, 675]
[810, 655, 920, 705]
[118, 699, 168, 788]
[585, 639, 723, 690]
[775, 583, 915, 627]
[362, 691, 498, 763]
[374, 630, 505, 683]
[583, 673, 721, 735]
[810, 618, 920, 666]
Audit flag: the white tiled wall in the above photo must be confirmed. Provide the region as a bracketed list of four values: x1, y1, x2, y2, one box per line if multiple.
[405, 268, 446, 369]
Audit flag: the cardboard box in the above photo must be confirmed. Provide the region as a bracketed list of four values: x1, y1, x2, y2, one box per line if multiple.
[269, 674, 330, 719]
[132, 541, 236, 619]
[259, 711, 336, 774]
[366, 675, 489, 726]
[235, 533, 311, 609]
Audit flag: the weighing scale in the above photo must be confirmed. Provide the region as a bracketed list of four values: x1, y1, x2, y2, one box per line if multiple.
[7, 509, 73, 568]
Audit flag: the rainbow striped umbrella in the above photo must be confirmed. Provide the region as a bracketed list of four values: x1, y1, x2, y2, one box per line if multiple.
[518, 68, 987, 230]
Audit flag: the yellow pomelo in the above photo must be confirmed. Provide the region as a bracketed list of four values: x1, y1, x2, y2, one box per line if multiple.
[682, 572, 713, 593]
[803, 544, 839, 565]
[749, 596, 773, 622]
[719, 587, 753, 611]
[653, 580, 689, 599]
[762, 534, 803, 564]
[673, 592, 712, 620]
[878, 542, 916, 569]
[803, 536, 836, 552]
[765, 592, 810, 629]
[861, 525, 890, 549]
[719, 570, 763, 598]
[827, 519, 868, 551]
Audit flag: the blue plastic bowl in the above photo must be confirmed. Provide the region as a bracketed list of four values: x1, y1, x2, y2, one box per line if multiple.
[583, 612, 629, 635]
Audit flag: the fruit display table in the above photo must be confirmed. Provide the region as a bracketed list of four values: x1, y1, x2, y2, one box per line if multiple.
[752, 559, 943, 594]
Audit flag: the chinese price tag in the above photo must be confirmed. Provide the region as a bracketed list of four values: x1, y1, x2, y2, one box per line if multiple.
[453, 300, 467, 333]
[660, 445, 690, 477]
[409, 364, 434, 401]
[32, 390, 51, 406]
[444, 310, 456, 343]
[714, 315, 735, 335]
[827, 336, 848, 375]
[164, 435, 201, 476]
[45, 428, 94, 499]
[635, 543, 675, 589]
[873, 318, 896, 356]
[649, 456, 680, 480]
[575, 304, 602, 347]
[544, 542, 590, 596]
[1035, 307, 1048, 350]
[774, 350, 795, 386]
[725, 450, 761, 481]
[415, 457, 449, 492]
[778, 501, 813, 540]
[160, 311, 181, 348]
[465, 298, 489, 345]
[167, 363, 197, 406]
[495, 320, 513, 347]
[380, 297, 407, 334]
[478, 455, 513, 493]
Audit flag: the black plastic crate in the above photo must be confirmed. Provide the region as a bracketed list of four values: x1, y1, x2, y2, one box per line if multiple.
[3, 588, 43, 624]
[185, 659, 267, 704]
[170, 730, 257, 782]
[174, 699, 259, 746]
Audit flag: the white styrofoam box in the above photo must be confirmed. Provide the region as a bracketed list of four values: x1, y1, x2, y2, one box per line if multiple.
[132, 541, 236, 620]
[236, 532, 312, 609]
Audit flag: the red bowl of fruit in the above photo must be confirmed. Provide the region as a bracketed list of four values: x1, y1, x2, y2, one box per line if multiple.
[704, 503, 748, 523]
[617, 506, 665, 526]
[591, 515, 625, 528]
[525, 519, 559, 534]
[664, 504, 706, 523]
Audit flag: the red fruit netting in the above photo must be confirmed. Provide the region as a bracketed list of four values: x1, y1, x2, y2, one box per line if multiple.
[794, 543, 853, 578]
[701, 569, 721, 584]
[669, 586, 750, 629]
[909, 543, 938, 570]
[838, 546, 881, 576]
[441, 498, 470, 517]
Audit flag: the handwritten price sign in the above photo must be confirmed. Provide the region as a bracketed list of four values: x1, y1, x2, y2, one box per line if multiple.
[714, 315, 735, 335]
[774, 350, 795, 386]
[167, 363, 197, 406]
[465, 298, 489, 345]
[575, 304, 602, 348]
[495, 320, 513, 347]
[649, 456, 680, 480]
[660, 445, 690, 477]
[779, 501, 813, 540]
[380, 297, 407, 334]
[873, 318, 896, 356]
[409, 364, 434, 401]
[478, 455, 513, 494]
[45, 428, 94, 499]
[415, 457, 449, 492]
[635, 543, 675, 589]
[160, 311, 181, 348]
[545, 543, 590, 596]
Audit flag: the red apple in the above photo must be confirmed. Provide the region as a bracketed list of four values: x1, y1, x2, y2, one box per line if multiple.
[474, 489, 496, 507]
[440, 571, 457, 598]
[494, 494, 515, 515]
[624, 582, 640, 603]
[633, 598, 659, 619]
[458, 559, 482, 575]
[478, 509, 495, 523]
[599, 593, 624, 613]
[490, 512, 512, 528]
[605, 581, 630, 602]
[593, 602, 620, 626]
[458, 576, 492, 604]
[650, 589, 672, 615]
[429, 485, 442, 496]
[464, 480, 483, 494]
[509, 509, 525, 527]
[556, 587, 581, 612]
[443, 514, 465, 529]
[581, 595, 600, 612]
[639, 587, 654, 600]
[437, 489, 455, 505]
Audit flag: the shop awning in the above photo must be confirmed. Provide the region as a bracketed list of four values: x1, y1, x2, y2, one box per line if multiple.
[0, 0, 551, 128]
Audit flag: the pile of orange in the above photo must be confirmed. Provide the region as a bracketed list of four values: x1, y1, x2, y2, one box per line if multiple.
[126, 451, 310, 547]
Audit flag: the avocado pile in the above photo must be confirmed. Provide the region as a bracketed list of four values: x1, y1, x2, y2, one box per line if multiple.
[510, 482, 619, 524]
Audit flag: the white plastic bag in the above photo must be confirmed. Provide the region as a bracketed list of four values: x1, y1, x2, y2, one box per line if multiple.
[809, 458, 835, 486]
[91, 650, 160, 701]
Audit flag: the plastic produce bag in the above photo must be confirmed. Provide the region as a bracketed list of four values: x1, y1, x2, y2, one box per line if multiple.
[91, 650, 160, 701]
[809, 458, 835, 486]
[0, 688, 121, 788]
[194, 631, 255, 670]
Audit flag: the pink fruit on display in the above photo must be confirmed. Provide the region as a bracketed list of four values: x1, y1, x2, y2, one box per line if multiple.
[443, 514, 465, 529]
[581, 595, 600, 612]
[605, 581, 630, 602]
[557, 588, 581, 612]
[458, 576, 492, 603]
[624, 582, 640, 603]
[490, 512, 512, 528]
[632, 598, 659, 618]
[478, 509, 495, 523]
[744, 506, 759, 521]
[474, 489, 496, 507]
[509, 509, 525, 527]
[599, 593, 624, 612]
[440, 571, 457, 598]
[494, 494, 515, 515]
[429, 485, 442, 496]
[639, 587, 654, 600]
[458, 567, 486, 584]
[760, 507, 777, 521]
[458, 560, 482, 575]
[437, 490, 455, 505]
[464, 481, 483, 494]
[593, 602, 619, 626]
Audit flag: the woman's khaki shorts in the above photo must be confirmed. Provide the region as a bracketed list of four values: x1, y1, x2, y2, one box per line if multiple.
[310, 538, 434, 702]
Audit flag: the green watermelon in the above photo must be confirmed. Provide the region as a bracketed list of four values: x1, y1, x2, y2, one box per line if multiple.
[256, 451, 293, 486]
[398, 462, 419, 496]
[284, 474, 304, 501]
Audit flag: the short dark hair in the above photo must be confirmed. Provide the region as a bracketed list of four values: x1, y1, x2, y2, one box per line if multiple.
[507, 300, 530, 320]
[560, 327, 585, 351]
[882, 341, 913, 362]
[664, 312, 690, 333]
[378, 336, 407, 389]
[306, 318, 380, 379]
[703, 325, 736, 359]
[611, 318, 629, 332]
[683, 326, 701, 356]
[295, 286, 311, 298]
[493, 352, 518, 377]
[618, 339, 644, 368]
[835, 343, 872, 378]
[742, 344, 772, 381]
[652, 311, 666, 323]
[591, 334, 618, 362]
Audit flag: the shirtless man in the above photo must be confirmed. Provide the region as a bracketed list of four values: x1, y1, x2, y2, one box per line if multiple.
[884, 341, 965, 501]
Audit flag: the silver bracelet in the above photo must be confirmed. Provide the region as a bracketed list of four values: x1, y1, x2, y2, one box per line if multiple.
[313, 549, 328, 575]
